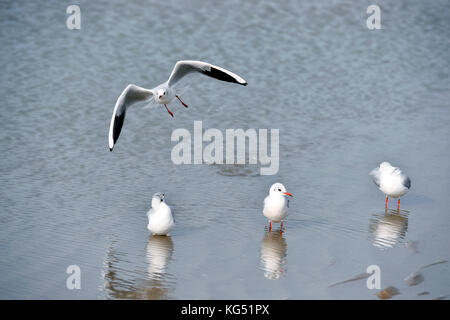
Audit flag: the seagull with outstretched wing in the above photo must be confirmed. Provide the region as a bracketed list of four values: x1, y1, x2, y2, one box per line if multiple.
[108, 60, 247, 151]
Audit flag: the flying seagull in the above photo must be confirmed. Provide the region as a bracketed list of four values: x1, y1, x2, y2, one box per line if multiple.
[108, 60, 247, 151]
[370, 161, 411, 211]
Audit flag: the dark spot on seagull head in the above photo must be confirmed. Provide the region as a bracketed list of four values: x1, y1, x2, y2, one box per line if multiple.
[270, 182, 286, 194]
[157, 89, 165, 99]
[153, 192, 165, 202]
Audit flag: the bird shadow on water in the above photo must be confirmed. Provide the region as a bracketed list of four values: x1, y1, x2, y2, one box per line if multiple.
[102, 235, 175, 299]
[368, 208, 410, 249]
[259, 229, 287, 280]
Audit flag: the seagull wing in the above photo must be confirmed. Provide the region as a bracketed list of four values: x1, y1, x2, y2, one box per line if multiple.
[167, 60, 247, 87]
[392, 167, 411, 189]
[108, 84, 154, 151]
[369, 167, 381, 187]
[403, 176, 411, 189]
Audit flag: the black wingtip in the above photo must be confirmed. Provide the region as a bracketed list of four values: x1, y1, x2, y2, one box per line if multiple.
[110, 112, 125, 153]
[404, 177, 411, 189]
[201, 67, 247, 86]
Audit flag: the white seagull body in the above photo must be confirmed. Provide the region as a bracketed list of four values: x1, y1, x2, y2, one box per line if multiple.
[370, 162, 411, 210]
[263, 183, 293, 232]
[108, 60, 247, 151]
[147, 193, 174, 236]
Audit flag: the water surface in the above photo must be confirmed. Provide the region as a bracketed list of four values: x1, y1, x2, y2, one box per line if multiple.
[0, 0, 449, 299]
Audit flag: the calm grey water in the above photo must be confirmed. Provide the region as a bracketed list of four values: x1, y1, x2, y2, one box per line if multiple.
[1, 0, 449, 299]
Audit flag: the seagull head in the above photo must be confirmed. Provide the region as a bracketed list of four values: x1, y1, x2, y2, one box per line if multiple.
[157, 88, 166, 100]
[269, 183, 293, 197]
[152, 192, 166, 208]
[379, 162, 393, 171]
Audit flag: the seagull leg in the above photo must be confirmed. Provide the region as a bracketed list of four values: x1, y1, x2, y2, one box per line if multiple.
[397, 198, 400, 214]
[268, 220, 272, 232]
[385, 195, 389, 211]
[176, 95, 188, 108]
[280, 220, 284, 233]
[164, 104, 174, 117]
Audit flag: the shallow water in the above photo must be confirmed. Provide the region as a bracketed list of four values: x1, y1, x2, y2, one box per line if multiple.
[0, 0, 449, 299]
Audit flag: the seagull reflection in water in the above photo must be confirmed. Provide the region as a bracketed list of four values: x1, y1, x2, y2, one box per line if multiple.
[369, 209, 409, 249]
[260, 229, 287, 280]
[102, 235, 175, 299]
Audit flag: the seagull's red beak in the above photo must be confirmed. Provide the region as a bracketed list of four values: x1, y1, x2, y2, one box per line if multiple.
[159, 95, 163, 99]
[284, 192, 293, 197]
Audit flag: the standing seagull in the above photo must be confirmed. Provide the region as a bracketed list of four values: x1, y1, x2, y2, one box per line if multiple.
[263, 183, 293, 232]
[108, 60, 247, 151]
[370, 162, 411, 212]
[147, 193, 174, 236]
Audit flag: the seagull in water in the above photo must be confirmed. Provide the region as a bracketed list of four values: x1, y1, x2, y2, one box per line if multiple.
[147, 193, 174, 236]
[263, 183, 293, 232]
[370, 162, 411, 212]
[108, 60, 247, 151]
